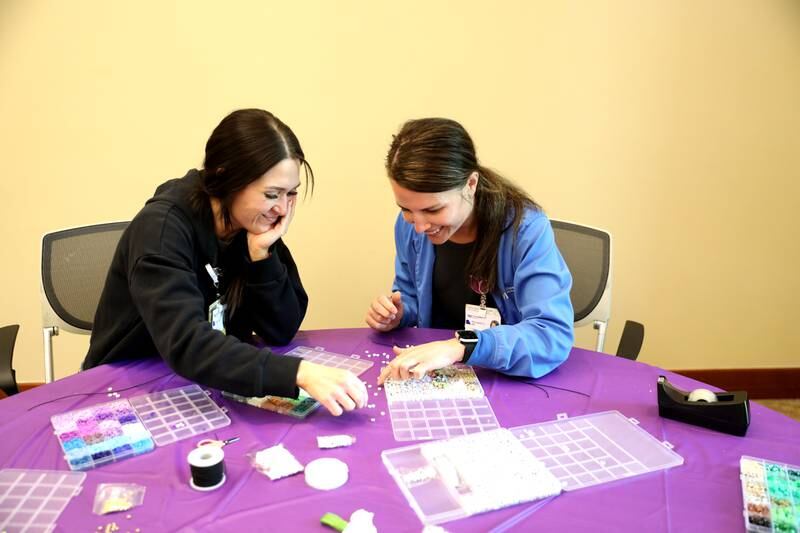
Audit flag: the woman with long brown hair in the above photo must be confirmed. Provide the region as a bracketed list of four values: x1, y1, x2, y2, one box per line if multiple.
[366, 118, 574, 383]
[85, 108, 366, 416]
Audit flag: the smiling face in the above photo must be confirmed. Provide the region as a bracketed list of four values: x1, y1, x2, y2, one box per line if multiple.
[390, 173, 478, 244]
[228, 158, 301, 234]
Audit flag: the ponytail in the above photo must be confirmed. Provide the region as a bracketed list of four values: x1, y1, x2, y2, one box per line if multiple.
[468, 166, 539, 292]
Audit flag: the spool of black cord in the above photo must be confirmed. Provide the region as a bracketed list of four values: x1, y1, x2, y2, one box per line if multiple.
[188, 446, 226, 491]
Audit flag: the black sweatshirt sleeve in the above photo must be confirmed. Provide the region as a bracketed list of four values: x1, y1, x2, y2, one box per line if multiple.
[227, 239, 308, 345]
[127, 209, 301, 398]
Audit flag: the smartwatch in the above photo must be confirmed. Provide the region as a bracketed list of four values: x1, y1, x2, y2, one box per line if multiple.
[455, 329, 479, 363]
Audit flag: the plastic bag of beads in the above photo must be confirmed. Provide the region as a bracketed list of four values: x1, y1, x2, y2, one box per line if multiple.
[92, 483, 146, 515]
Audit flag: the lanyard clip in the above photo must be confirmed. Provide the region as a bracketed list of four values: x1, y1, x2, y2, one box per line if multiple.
[205, 263, 222, 297]
[470, 276, 488, 310]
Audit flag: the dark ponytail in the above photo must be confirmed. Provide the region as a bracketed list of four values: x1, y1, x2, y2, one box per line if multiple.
[387, 118, 539, 292]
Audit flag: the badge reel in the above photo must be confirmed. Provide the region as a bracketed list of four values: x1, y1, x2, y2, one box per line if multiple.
[205, 264, 226, 334]
[465, 279, 501, 331]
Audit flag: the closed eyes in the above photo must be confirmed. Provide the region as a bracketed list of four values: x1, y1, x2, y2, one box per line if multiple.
[400, 206, 443, 214]
[265, 189, 299, 200]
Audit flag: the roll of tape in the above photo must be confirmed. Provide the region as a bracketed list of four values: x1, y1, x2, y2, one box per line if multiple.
[188, 446, 226, 491]
[687, 388, 718, 403]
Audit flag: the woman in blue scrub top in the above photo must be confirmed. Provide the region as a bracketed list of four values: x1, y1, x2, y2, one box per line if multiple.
[365, 118, 574, 384]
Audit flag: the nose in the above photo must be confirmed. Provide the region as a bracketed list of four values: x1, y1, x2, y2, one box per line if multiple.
[413, 217, 430, 234]
[272, 195, 288, 216]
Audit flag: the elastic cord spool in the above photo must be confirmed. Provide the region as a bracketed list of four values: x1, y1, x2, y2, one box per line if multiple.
[188, 446, 226, 491]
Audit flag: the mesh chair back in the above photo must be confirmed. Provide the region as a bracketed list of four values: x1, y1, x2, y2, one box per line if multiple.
[550, 220, 612, 326]
[41, 222, 129, 332]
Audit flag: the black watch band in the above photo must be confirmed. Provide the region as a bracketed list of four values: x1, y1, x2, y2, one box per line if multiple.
[456, 330, 479, 363]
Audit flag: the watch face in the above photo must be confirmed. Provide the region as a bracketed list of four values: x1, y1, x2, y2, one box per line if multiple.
[457, 330, 479, 341]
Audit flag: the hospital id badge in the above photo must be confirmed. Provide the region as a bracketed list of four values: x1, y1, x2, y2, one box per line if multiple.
[208, 298, 227, 334]
[464, 304, 502, 331]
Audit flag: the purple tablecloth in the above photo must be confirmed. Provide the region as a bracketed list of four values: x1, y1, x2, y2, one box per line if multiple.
[2, 328, 799, 532]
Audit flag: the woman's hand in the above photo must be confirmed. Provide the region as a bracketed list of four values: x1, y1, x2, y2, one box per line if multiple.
[377, 338, 466, 385]
[248, 196, 296, 262]
[296, 360, 368, 416]
[365, 291, 404, 331]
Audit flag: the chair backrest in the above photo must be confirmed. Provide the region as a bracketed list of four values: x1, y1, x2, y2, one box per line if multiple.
[0, 324, 20, 397]
[616, 320, 645, 361]
[40, 222, 128, 381]
[41, 222, 129, 332]
[550, 219, 613, 351]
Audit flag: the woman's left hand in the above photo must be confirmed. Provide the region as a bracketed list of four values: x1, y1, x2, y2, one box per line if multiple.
[377, 338, 466, 384]
[248, 196, 296, 261]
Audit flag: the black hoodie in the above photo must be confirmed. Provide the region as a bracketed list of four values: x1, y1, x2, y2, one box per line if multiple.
[83, 169, 306, 398]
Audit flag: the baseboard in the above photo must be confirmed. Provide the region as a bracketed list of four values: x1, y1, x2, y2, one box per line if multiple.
[672, 368, 800, 399]
[18, 383, 42, 393]
[0, 382, 43, 399]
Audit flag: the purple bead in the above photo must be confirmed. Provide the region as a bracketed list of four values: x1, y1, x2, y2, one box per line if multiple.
[58, 431, 80, 442]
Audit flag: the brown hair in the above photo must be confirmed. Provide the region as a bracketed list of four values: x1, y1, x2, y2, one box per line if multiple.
[386, 118, 539, 292]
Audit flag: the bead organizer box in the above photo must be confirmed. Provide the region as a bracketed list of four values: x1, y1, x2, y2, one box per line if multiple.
[385, 365, 500, 442]
[740, 456, 800, 532]
[283, 346, 374, 376]
[510, 411, 684, 491]
[389, 397, 500, 442]
[225, 346, 374, 417]
[383, 366, 484, 402]
[382, 428, 562, 526]
[129, 384, 231, 446]
[223, 388, 320, 419]
[50, 399, 154, 471]
[51, 385, 231, 470]
[383, 411, 685, 526]
[0, 469, 86, 532]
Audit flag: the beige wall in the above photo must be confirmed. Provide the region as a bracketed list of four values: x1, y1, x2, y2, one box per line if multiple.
[1, 1, 798, 382]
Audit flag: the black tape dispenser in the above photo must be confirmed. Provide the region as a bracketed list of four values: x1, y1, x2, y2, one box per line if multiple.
[657, 375, 750, 436]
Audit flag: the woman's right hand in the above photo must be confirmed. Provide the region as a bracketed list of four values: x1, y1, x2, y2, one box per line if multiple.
[247, 196, 297, 262]
[295, 360, 367, 416]
[365, 291, 404, 331]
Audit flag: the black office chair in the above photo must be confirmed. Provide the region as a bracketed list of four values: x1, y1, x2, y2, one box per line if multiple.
[0, 324, 20, 397]
[616, 320, 645, 361]
[40, 222, 129, 382]
[550, 219, 645, 360]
